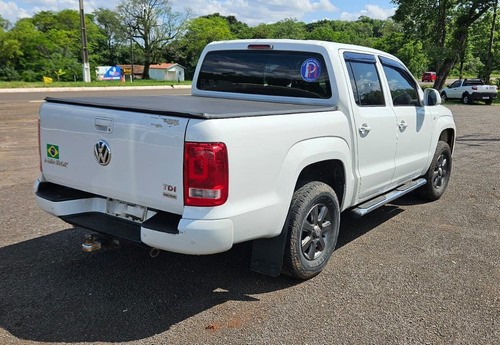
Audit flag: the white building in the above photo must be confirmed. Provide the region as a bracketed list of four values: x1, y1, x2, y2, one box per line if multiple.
[149, 63, 185, 82]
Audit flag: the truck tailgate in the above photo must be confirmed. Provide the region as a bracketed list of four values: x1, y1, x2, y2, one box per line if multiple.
[39, 101, 188, 215]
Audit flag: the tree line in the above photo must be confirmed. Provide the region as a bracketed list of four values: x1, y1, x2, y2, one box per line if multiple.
[0, 0, 498, 89]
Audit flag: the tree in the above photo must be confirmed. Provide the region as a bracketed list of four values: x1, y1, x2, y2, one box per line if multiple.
[8, 10, 104, 81]
[118, 0, 190, 79]
[478, 1, 499, 82]
[0, 15, 11, 30]
[393, 0, 498, 89]
[268, 18, 307, 39]
[200, 13, 252, 38]
[168, 16, 234, 77]
[0, 17, 22, 81]
[94, 8, 128, 65]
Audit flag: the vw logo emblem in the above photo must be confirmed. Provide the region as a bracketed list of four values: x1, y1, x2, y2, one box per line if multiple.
[94, 140, 111, 166]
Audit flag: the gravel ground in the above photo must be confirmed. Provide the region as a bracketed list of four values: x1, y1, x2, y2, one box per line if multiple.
[0, 92, 498, 345]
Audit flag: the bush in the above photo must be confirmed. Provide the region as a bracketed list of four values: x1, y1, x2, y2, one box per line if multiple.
[0, 67, 20, 81]
[21, 70, 39, 82]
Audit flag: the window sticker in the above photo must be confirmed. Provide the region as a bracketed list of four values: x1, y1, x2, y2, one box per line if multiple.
[301, 58, 321, 82]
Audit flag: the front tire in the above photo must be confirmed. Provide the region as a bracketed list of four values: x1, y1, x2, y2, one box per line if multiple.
[282, 182, 340, 280]
[419, 141, 452, 201]
[440, 92, 448, 101]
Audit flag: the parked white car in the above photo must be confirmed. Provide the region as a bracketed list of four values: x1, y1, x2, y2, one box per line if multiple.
[440, 78, 498, 105]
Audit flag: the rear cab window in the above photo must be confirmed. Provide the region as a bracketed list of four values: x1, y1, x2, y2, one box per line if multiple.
[197, 50, 332, 99]
[463, 79, 484, 86]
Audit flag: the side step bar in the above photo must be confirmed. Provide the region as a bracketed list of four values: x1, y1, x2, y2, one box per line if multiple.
[351, 178, 427, 218]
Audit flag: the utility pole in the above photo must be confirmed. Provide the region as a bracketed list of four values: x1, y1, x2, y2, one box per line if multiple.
[79, 0, 91, 82]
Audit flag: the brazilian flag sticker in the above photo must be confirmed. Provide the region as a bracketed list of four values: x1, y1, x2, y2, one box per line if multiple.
[47, 144, 59, 159]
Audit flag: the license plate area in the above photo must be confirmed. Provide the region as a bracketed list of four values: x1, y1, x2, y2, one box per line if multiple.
[106, 198, 147, 223]
[482, 96, 490, 99]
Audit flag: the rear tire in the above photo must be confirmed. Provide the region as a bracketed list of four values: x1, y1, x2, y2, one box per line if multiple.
[419, 141, 452, 201]
[462, 93, 471, 104]
[485, 99, 493, 105]
[282, 182, 340, 280]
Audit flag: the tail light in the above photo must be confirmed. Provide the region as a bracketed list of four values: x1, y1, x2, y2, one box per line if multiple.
[184, 142, 228, 207]
[38, 119, 42, 172]
[472, 86, 478, 90]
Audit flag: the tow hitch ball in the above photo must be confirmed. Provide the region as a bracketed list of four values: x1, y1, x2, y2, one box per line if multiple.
[82, 234, 119, 252]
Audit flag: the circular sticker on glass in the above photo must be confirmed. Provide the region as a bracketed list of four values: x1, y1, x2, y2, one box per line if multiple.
[301, 58, 321, 82]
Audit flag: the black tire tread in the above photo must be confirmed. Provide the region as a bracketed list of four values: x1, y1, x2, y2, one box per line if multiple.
[419, 141, 452, 201]
[282, 181, 340, 280]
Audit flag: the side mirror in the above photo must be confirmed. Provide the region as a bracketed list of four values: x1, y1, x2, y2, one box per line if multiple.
[424, 88, 441, 106]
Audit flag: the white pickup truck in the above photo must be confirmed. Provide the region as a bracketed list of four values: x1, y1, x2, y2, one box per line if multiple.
[35, 39, 456, 279]
[440, 78, 498, 105]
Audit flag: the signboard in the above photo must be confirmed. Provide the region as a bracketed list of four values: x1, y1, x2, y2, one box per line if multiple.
[96, 66, 122, 81]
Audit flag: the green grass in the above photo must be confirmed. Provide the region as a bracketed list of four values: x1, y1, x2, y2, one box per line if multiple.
[0, 80, 192, 89]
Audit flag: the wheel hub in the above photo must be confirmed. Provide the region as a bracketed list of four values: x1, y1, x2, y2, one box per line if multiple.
[313, 225, 322, 238]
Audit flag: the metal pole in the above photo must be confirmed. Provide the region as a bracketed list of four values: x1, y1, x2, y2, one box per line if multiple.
[130, 38, 134, 82]
[79, 0, 91, 82]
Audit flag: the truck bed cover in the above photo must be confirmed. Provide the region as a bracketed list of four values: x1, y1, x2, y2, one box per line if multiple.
[44, 95, 336, 119]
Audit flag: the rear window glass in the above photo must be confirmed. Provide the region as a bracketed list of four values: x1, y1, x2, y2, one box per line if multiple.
[197, 50, 332, 99]
[463, 79, 484, 86]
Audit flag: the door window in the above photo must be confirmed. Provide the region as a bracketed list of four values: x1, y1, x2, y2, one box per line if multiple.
[379, 57, 419, 106]
[344, 53, 385, 107]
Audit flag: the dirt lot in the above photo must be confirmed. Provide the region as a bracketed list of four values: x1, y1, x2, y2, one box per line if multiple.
[0, 91, 498, 345]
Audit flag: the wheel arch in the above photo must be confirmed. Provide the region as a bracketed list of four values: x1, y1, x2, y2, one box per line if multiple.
[295, 160, 346, 210]
[439, 128, 456, 153]
[278, 136, 354, 212]
[250, 137, 354, 277]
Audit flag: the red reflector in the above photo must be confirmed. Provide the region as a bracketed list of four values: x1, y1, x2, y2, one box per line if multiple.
[184, 142, 228, 207]
[247, 44, 273, 50]
[472, 86, 477, 90]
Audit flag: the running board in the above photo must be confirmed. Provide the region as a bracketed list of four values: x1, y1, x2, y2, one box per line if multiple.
[351, 178, 427, 218]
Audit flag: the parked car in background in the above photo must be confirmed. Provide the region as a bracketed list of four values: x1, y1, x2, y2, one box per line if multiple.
[440, 79, 498, 105]
[421, 72, 436, 82]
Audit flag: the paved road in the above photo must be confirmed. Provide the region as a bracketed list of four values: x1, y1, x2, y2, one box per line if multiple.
[0, 91, 498, 344]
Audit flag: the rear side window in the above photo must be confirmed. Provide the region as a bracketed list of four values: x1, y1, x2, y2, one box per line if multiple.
[197, 50, 332, 99]
[379, 56, 419, 106]
[344, 52, 385, 106]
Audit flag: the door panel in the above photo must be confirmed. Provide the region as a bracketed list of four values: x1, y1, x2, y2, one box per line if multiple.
[379, 58, 433, 185]
[344, 53, 397, 200]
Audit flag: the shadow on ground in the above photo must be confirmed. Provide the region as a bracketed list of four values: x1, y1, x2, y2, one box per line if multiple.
[0, 228, 296, 342]
[0, 200, 410, 343]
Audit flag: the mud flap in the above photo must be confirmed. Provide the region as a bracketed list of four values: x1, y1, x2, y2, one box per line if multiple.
[250, 228, 288, 277]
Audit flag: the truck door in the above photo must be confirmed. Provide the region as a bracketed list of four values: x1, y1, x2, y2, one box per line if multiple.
[343, 52, 397, 200]
[446, 80, 463, 98]
[379, 57, 433, 185]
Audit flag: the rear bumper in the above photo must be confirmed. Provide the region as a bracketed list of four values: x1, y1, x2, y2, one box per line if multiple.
[470, 92, 497, 100]
[34, 180, 234, 255]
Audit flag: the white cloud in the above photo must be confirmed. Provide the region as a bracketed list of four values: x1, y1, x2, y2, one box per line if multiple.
[178, 0, 338, 25]
[340, 4, 395, 21]
[4, 0, 397, 27]
[0, 1, 31, 23]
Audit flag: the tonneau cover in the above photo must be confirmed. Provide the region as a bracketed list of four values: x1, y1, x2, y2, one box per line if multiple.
[45, 95, 336, 119]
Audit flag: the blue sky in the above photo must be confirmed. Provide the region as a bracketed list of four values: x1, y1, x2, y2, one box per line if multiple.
[1, 0, 396, 26]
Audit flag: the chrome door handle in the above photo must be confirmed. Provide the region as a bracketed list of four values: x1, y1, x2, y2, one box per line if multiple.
[359, 123, 371, 136]
[398, 120, 408, 131]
